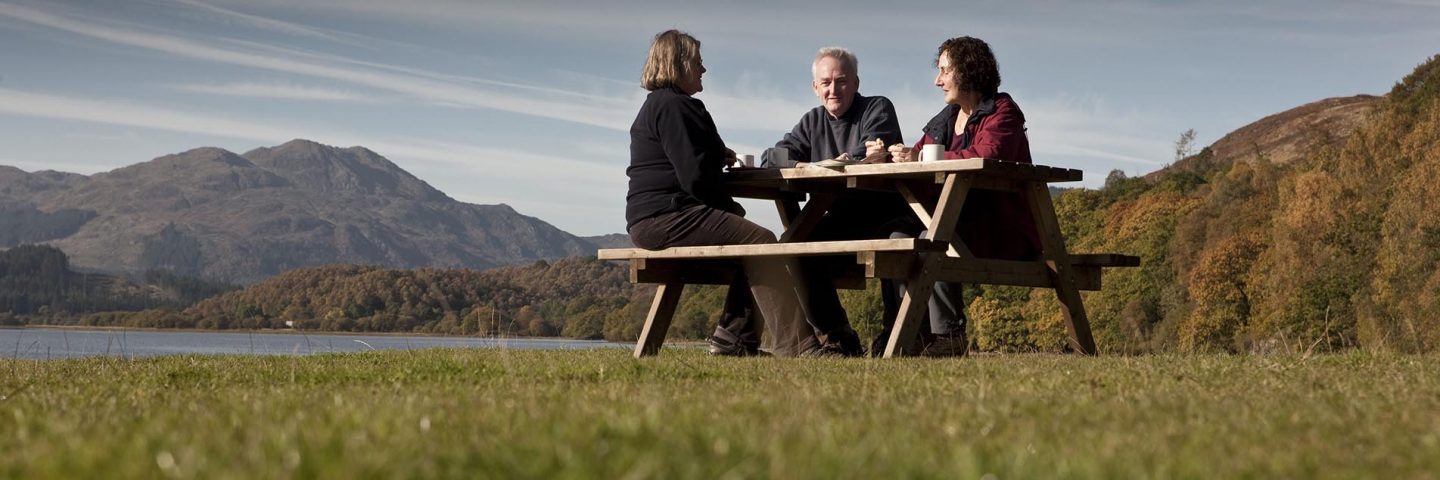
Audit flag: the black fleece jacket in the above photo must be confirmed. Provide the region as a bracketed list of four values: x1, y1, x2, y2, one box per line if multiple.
[625, 87, 739, 229]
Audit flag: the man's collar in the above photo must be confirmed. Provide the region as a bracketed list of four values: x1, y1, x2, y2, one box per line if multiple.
[827, 93, 866, 121]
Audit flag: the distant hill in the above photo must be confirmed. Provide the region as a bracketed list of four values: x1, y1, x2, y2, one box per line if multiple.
[1149, 95, 1378, 181]
[0, 139, 598, 283]
[582, 233, 632, 250]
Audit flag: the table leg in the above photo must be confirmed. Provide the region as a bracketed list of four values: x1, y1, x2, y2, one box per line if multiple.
[883, 174, 971, 357]
[774, 198, 802, 230]
[1025, 182, 1098, 355]
[779, 194, 836, 242]
[634, 282, 685, 358]
[883, 253, 938, 358]
[922, 174, 970, 244]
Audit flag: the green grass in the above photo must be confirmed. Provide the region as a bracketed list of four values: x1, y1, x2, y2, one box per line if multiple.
[3, 349, 1438, 479]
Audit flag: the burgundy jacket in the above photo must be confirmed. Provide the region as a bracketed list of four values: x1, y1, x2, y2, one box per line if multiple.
[911, 93, 1041, 260]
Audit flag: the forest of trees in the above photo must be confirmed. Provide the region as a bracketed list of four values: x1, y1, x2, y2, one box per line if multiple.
[6, 55, 1439, 352]
[60, 258, 654, 342]
[961, 55, 1440, 354]
[0, 244, 233, 324]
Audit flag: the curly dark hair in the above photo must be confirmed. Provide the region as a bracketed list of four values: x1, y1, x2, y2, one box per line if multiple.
[936, 36, 1000, 98]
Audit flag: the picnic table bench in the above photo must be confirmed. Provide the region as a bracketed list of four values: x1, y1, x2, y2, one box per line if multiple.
[599, 158, 1139, 358]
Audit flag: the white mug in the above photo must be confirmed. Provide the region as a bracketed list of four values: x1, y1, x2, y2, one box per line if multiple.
[738, 154, 754, 167]
[921, 144, 944, 162]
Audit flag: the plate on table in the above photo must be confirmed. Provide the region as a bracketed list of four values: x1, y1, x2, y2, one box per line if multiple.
[810, 158, 858, 169]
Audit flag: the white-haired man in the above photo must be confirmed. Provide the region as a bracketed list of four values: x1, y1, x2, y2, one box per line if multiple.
[709, 47, 909, 357]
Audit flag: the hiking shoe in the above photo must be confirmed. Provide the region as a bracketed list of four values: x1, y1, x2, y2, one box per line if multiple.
[869, 332, 927, 357]
[799, 343, 849, 358]
[824, 331, 867, 357]
[707, 335, 764, 357]
[920, 332, 969, 358]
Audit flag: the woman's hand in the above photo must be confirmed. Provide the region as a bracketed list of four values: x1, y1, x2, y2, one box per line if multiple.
[888, 144, 915, 163]
[724, 148, 739, 168]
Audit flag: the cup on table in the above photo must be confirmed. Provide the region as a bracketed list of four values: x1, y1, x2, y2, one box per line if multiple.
[737, 154, 755, 167]
[921, 144, 944, 162]
[773, 148, 789, 166]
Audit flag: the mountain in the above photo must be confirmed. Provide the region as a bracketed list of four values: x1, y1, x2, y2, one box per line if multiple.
[0, 139, 597, 283]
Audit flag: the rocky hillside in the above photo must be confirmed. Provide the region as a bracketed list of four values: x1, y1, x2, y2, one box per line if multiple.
[0, 139, 597, 283]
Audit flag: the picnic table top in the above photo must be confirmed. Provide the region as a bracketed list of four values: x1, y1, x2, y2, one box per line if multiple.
[723, 158, 1083, 184]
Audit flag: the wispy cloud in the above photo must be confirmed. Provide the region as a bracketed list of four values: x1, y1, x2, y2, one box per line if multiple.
[0, 2, 638, 131]
[172, 81, 384, 103]
[165, 0, 367, 46]
[0, 1, 1178, 171]
[0, 86, 617, 185]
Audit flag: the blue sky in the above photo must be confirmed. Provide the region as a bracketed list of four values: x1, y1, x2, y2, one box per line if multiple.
[2, 0, 1437, 236]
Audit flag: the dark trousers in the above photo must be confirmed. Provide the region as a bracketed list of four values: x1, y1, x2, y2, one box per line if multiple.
[718, 193, 908, 350]
[628, 205, 817, 353]
[872, 220, 969, 353]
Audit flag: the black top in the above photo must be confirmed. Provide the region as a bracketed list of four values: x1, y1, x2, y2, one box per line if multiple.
[625, 87, 738, 229]
[762, 94, 903, 167]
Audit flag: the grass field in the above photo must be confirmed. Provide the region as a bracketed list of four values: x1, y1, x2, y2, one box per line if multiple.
[2, 349, 1437, 479]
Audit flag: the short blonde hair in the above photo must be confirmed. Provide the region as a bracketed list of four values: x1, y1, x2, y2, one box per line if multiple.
[641, 30, 701, 91]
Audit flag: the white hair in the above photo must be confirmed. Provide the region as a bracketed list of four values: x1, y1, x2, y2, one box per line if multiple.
[812, 47, 858, 77]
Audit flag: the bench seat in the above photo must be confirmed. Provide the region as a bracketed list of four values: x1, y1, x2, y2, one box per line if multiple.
[599, 242, 1139, 292]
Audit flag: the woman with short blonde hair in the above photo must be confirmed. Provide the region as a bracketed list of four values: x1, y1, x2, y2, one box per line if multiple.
[625, 30, 822, 357]
[640, 30, 702, 91]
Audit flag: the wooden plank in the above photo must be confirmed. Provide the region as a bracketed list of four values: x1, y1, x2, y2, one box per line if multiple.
[629, 253, 1103, 290]
[774, 197, 802, 230]
[924, 173, 970, 244]
[726, 186, 807, 201]
[596, 238, 940, 260]
[846, 177, 892, 191]
[779, 194, 836, 242]
[634, 283, 684, 358]
[896, 182, 934, 226]
[631, 259, 868, 289]
[724, 158, 1084, 186]
[1072, 266, 1102, 291]
[926, 258, 1104, 291]
[1025, 181, 1097, 355]
[1069, 253, 1141, 267]
[857, 251, 916, 279]
[965, 175, 1028, 193]
[883, 252, 939, 357]
[631, 258, 736, 285]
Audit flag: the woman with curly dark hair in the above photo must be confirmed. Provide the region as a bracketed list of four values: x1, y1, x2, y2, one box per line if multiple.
[888, 36, 1030, 163]
[876, 36, 1041, 357]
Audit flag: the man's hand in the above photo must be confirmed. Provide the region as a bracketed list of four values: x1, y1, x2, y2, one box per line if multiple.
[724, 148, 739, 168]
[865, 139, 886, 157]
[888, 144, 915, 163]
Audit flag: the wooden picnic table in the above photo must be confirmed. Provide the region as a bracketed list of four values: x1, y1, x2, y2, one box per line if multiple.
[598, 158, 1138, 358]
